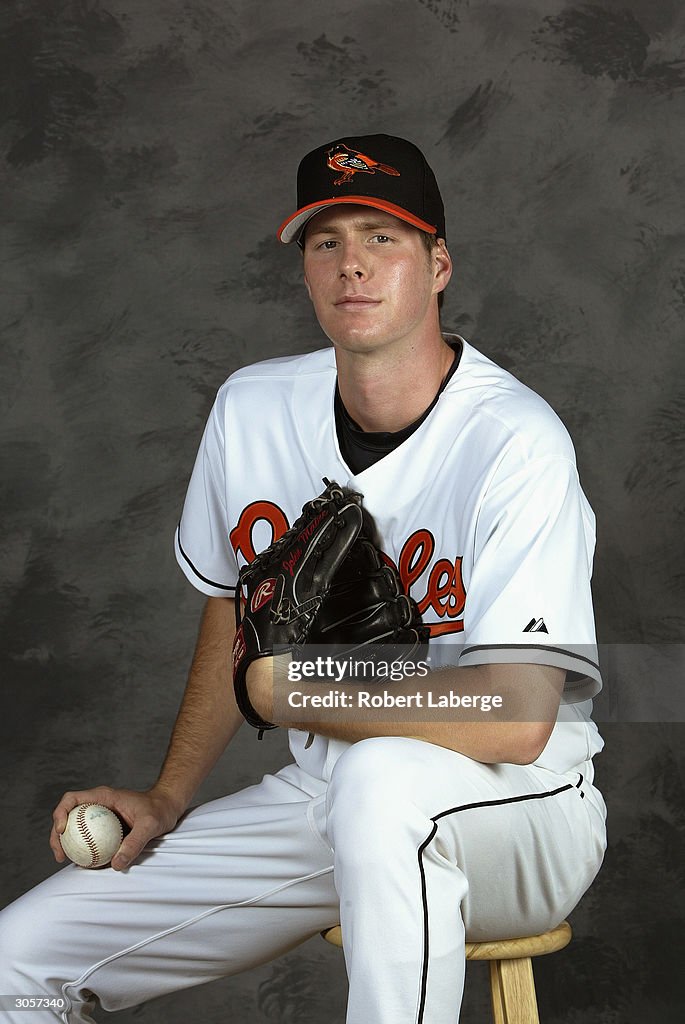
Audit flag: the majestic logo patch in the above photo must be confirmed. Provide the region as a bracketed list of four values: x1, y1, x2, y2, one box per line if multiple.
[523, 617, 549, 633]
[326, 143, 400, 185]
[251, 578, 277, 612]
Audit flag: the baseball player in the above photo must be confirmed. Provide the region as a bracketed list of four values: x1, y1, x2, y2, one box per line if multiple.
[0, 134, 607, 1024]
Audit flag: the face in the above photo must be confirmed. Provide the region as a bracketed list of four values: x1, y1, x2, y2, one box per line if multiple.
[301, 205, 451, 356]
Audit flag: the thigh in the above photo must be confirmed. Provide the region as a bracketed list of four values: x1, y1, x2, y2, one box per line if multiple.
[434, 759, 607, 940]
[325, 737, 606, 940]
[0, 769, 339, 1016]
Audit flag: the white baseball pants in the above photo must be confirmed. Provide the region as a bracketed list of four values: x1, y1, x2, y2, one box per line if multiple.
[0, 737, 606, 1023]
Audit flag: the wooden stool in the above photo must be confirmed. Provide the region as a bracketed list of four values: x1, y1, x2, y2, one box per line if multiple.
[321, 920, 571, 1024]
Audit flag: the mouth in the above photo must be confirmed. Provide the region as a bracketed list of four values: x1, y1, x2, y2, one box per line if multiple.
[334, 296, 381, 309]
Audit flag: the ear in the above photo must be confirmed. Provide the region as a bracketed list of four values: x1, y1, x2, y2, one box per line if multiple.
[303, 270, 313, 301]
[432, 239, 452, 296]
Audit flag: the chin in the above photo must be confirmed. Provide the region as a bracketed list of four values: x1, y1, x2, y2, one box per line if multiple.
[328, 333, 392, 355]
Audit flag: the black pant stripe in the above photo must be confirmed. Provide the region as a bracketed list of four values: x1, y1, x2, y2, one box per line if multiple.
[415, 780, 577, 1023]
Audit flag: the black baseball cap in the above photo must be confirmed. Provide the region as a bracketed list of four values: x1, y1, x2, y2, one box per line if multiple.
[277, 134, 445, 245]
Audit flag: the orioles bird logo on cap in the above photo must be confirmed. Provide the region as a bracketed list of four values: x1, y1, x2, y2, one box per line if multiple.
[326, 144, 400, 185]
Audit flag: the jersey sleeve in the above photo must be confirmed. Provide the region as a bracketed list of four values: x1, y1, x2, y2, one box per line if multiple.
[174, 391, 239, 597]
[457, 454, 602, 702]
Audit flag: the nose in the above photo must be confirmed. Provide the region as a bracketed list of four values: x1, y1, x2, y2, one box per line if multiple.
[337, 240, 368, 280]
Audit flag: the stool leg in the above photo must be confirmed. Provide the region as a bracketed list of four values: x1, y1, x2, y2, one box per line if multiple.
[488, 957, 540, 1024]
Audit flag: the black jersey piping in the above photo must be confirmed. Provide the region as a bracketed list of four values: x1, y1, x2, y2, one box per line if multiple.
[415, 778, 578, 1023]
[461, 643, 599, 672]
[175, 524, 235, 593]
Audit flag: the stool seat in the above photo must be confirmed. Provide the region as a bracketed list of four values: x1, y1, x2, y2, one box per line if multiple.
[465, 920, 572, 960]
[321, 920, 572, 1023]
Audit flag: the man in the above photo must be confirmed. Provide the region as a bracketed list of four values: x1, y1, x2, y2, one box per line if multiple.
[0, 135, 606, 1023]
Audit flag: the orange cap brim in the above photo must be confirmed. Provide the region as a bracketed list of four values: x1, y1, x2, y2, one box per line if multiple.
[277, 197, 438, 244]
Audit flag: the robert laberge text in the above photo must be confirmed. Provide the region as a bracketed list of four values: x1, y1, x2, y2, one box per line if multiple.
[287, 690, 504, 712]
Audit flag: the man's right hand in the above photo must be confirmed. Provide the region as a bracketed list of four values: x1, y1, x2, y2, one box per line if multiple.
[50, 784, 185, 871]
[49, 599, 242, 873]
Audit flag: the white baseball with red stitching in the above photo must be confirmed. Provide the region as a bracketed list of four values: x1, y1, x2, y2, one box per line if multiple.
[60, 803, 123, 868]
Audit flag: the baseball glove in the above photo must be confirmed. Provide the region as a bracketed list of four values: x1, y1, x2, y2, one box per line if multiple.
[232, 479, 364, 736]
[309, 531, 429, 662]
[232, 481, 429, 738]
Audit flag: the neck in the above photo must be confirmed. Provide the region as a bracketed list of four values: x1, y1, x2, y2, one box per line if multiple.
[335, 331, 455, 433]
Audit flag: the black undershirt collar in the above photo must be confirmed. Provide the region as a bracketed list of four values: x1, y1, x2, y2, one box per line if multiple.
[334, 340, 462, 475]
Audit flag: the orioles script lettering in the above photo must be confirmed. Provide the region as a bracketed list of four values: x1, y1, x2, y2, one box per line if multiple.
[230, 503, 466, 637]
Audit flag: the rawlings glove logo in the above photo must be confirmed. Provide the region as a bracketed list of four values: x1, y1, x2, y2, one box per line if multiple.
[251, 578, 276, 613]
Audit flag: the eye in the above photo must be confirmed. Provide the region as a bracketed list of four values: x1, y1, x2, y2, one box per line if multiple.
[372, 234, 391, 243]
[316, 239, 338, 250]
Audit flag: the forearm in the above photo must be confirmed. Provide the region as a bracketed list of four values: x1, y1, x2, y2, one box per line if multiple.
[152, 596, 243, 813]
[247, 659, 564, 765]
[287, 714, 540, 765]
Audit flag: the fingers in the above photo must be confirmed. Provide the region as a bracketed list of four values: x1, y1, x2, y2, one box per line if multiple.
[50, 787, 182, 871]
[109, 817, 156, 872]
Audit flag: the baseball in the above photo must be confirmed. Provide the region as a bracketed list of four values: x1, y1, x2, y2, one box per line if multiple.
[60, 803, 124, 868]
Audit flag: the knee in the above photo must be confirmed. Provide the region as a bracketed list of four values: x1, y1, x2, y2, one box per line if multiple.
[329, 734, 470, 795]
[329, 737, 417, 800]
[326, 738, 432, 851]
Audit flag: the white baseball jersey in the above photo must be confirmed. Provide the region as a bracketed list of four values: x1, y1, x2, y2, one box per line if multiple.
[175, 336, 603, 777]
[0, 338, 607, 1024]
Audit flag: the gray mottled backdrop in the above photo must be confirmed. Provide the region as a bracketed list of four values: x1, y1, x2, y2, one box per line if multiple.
[1, 1, 684, 1021]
